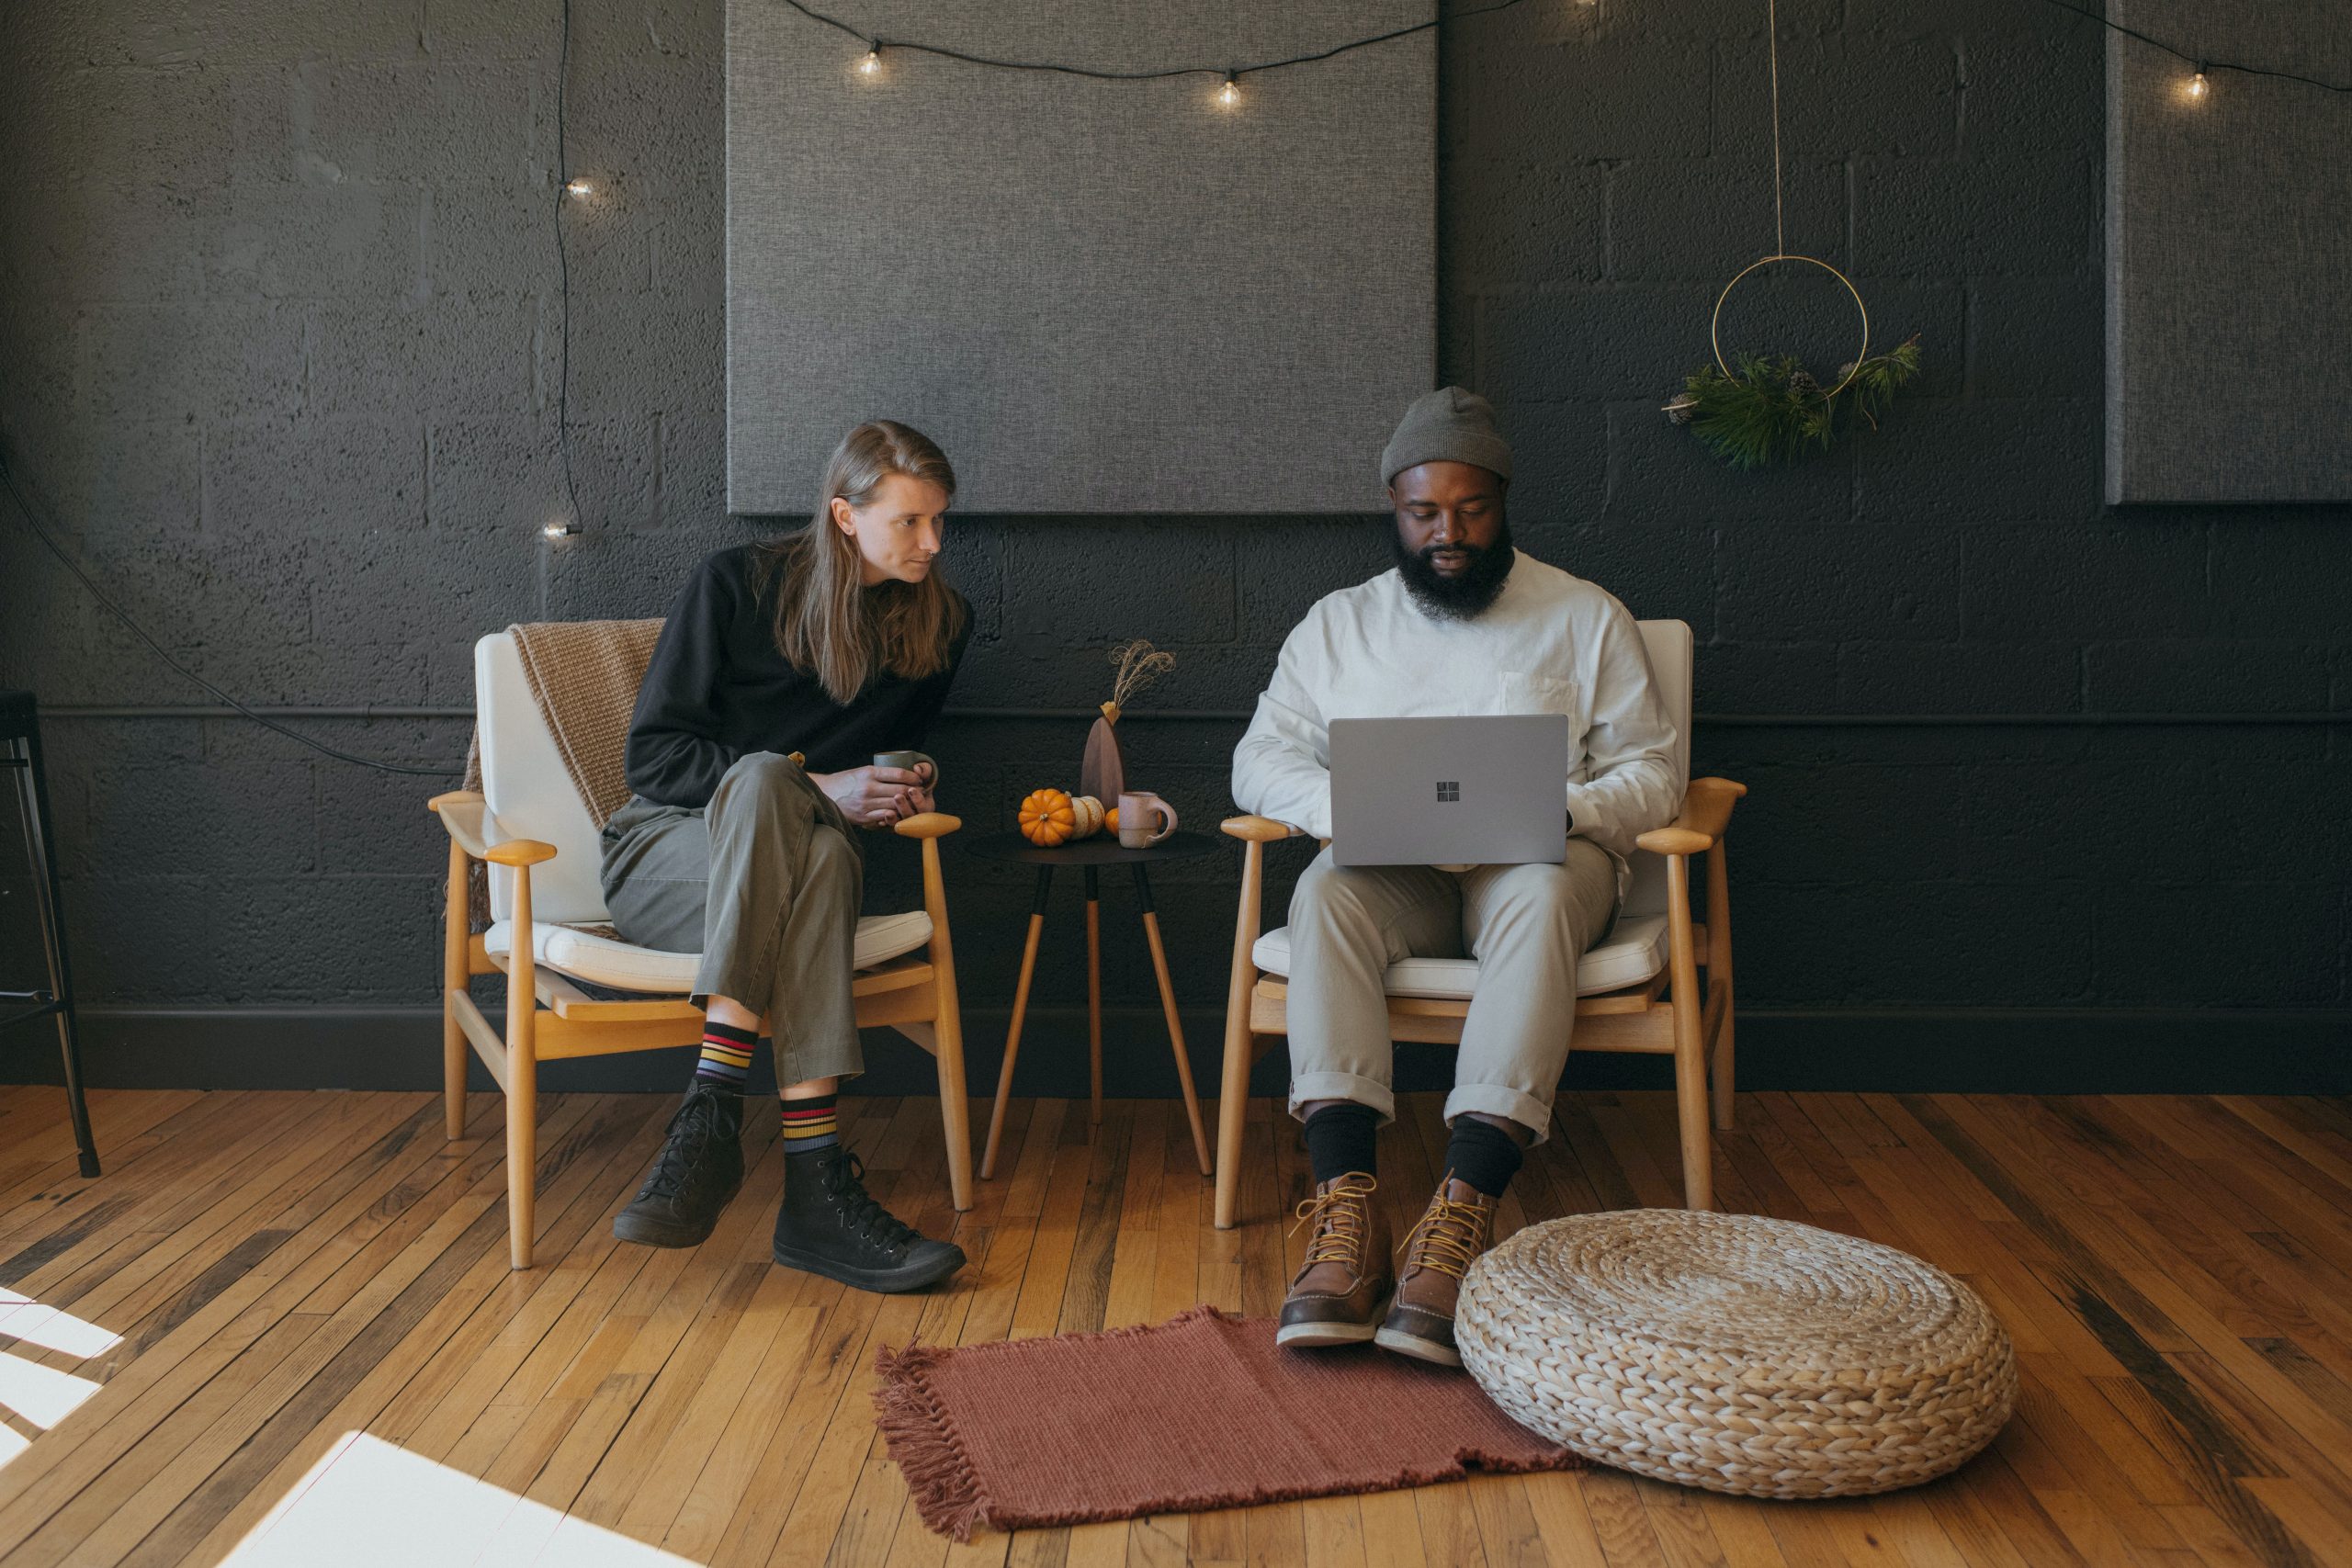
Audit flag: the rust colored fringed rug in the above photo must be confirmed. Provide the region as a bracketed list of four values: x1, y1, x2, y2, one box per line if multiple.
[873, 1305, 1582, 1540]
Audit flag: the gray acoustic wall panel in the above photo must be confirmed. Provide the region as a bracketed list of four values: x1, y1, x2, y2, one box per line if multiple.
[726, 0, 1435, 515]
[2105, 1, 2352, 502]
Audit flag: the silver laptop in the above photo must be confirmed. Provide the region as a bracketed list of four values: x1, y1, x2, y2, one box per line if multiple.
[1329, 715, 1570, 867]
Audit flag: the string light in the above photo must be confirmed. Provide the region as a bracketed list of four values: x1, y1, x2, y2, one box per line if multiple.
[772, 0, 2350, 100]
[542, 520, 580, 540]
[563, 177, 594, 197]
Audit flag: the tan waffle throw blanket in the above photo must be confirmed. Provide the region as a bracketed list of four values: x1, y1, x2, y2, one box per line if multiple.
[461, 618, 664, 927]
[872, 1306, 1579, 1541]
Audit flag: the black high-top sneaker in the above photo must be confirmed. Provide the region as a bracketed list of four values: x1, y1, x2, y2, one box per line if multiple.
[772, 1146, 966, 1292]
[613, 1087, 744, 1247]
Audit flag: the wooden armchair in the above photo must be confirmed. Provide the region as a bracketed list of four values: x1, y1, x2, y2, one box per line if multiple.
[430, 630, 974, 1269]
[1210, 620, 1744, 1228]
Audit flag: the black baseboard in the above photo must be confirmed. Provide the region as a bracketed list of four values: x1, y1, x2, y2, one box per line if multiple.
[4, 1004, 2346, 1095]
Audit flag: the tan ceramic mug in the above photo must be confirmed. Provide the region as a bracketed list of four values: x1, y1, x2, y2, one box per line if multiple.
[1117, 790, 1179, 848]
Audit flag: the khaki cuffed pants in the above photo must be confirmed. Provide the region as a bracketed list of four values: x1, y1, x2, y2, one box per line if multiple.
[1283, 838, 1618, 1143]
[598, 752, 866, 1088]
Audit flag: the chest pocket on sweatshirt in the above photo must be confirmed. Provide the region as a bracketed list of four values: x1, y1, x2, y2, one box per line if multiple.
[1495, 671, 1577, 716]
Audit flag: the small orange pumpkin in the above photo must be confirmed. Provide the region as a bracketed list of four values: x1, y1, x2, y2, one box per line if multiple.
[1019, 788, 1078, 846]
[1018, 789, 1111, 846]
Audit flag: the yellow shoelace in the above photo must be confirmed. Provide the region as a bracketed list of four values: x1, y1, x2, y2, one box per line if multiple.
[1397, 1181, 1491, 1281]
[1288, 1176, 1378, 1267]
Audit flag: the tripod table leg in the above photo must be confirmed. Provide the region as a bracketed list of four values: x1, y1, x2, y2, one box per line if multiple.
[1133, 865, 1211, 1176]
[980, 865, 1054, 1179]
[1085, 865, 1102, 1128]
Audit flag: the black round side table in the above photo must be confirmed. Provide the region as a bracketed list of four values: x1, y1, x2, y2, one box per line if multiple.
[959, 829, 1227, 1180]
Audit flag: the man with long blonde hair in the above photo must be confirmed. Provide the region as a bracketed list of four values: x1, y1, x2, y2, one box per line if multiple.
[599, 420, 971, 1292]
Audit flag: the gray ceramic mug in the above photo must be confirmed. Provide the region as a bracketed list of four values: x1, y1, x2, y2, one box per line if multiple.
[872, 750, 938, 792]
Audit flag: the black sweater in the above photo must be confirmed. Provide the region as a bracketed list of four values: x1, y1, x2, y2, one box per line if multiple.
[622, 544, 971, 808]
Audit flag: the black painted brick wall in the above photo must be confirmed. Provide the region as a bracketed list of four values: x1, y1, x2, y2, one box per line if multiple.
[2, 1, 2346, 1077]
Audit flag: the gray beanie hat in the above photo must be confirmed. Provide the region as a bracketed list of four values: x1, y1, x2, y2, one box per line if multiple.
[1380, 386, 1513, 488]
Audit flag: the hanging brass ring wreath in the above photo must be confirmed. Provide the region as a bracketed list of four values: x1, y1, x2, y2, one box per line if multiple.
[1666, 0, 1921, 468]
[1710, 254, 1870, 400]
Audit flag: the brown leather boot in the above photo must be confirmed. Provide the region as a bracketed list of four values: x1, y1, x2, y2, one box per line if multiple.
[1375, 1175, 1497, 1367]
[1275, 1173, 1393, 1348]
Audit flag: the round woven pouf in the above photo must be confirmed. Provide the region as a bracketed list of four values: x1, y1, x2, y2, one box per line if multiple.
[1457, 1210, 2017, 1499]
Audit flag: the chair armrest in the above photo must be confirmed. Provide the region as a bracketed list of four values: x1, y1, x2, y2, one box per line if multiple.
[1634, 776, 1747, 857]
[893, 811, 962, 840]
[427, 791, 493, 860]
[426, 790, 556, 867]
[1222, 815, 1301, 842]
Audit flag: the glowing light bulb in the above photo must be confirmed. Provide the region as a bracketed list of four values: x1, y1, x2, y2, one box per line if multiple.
[860, 46, 881, 75]
[542, 521, 576, 540]
[1217, 73, 1239, 107]
[564, 178, 593, 197]
[2187, 69, 2208, 98]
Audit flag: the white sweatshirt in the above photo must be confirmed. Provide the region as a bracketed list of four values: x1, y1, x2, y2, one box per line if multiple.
[1230, 553, 1681, 900]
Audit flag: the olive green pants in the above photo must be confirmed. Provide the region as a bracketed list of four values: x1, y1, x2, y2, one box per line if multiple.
[599, 752, 865, 1088]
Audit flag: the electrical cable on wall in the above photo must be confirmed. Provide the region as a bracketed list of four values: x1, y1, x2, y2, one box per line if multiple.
[0, 452, 458, 777]
[548, 0, 584, 540]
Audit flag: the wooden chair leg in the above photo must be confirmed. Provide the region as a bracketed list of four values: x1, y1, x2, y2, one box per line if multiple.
[443, 837, 469, 1141]
[1215, 840, 1266, 1230]
[1711, 1010, 1736, 1133]
[1085, 867, 1102, 1129]
[1134, 866, 1212, 1177]
[505, 871, 540, 1269]
[981, 867, 1052, 1181]
[918, 836, 975, 1212]
[1706, 840, 1736, 1132]
[1665, 853, 1713, 1211]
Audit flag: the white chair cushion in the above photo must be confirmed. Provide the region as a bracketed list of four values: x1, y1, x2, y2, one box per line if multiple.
[1250, 914, 1668, 1002]
[484, 911, 934, 994]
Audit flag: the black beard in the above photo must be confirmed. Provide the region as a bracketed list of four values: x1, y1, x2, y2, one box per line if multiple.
[1392, 522, 1516, 621]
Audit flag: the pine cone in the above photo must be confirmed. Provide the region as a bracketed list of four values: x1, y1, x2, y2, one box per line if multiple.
[1786, 369, 1822, 401]
[1662, 392, 1698, 426]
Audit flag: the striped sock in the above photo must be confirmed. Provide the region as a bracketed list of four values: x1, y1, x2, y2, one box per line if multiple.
[778, 1093, 840, 1155]
[693, 1021, 759, 1093]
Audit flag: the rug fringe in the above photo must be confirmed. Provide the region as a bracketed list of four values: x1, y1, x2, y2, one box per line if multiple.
[872, 1342, 990, 1542]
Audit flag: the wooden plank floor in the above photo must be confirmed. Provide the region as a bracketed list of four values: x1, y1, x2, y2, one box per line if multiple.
[0, 1085, 2350, 1564]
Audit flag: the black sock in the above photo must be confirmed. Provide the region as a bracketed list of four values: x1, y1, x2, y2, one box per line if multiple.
[1303, 1102, 1379, 1186]
[1443, 1117, 1524, 1198]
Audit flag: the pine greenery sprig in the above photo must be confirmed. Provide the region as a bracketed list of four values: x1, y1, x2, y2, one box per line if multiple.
[1664, 335, 1923, 468]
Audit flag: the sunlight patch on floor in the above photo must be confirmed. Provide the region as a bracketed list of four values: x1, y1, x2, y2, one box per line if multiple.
[221, 1431, 707, 1566]
[0, 1348, 103, 1432]
[0, 1289, 126, 1360]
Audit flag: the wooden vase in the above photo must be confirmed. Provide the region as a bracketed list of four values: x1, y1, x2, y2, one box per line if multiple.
[1080, 701, 1126, 805]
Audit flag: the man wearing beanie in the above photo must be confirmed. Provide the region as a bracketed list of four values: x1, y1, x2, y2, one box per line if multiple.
[1231, 387, 1679, 1366]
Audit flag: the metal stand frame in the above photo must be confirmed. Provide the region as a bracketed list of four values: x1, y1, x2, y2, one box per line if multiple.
[3, 703, 102, 1179]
